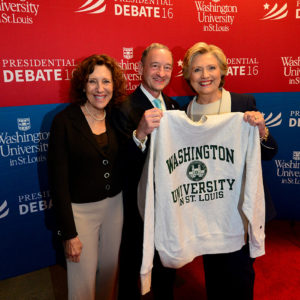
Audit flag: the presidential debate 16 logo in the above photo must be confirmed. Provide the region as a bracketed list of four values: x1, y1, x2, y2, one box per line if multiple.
[75, 0, 174, 19]
[0, 200, 9, 219]
[75, 0, 106, 14]
[260, 2, 288, 20]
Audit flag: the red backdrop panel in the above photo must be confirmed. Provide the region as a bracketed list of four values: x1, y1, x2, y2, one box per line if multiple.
[0, 0, 299, 107]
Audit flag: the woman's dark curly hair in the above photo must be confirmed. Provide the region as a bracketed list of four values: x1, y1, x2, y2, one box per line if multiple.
[70, 54, 127, 105]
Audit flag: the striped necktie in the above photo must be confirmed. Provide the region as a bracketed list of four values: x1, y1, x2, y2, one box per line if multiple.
[153, 98, 162, 110]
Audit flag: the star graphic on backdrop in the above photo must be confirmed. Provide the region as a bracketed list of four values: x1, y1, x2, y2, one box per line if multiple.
[264, 3, 270, 10]
[177, 59, 183, 67]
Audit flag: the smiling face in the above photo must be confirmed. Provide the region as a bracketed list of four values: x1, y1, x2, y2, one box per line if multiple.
[85, 64, 113, 112]
[189, 52, 223, 102]
[141, 48, 173, 98]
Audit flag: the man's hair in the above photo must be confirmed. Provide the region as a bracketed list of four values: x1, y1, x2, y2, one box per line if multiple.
[141, 43, 172, 65]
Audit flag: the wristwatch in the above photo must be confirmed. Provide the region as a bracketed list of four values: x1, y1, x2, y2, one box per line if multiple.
[133, 129, 146, 149]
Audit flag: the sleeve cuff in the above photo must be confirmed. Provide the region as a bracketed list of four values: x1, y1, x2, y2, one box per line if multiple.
[133, 130, 148, 151]
[260, 140, 276, 150]
[140, 271, 152, 295]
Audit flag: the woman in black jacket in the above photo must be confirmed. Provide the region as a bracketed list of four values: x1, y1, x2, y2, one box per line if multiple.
[48, 54, 126, 300]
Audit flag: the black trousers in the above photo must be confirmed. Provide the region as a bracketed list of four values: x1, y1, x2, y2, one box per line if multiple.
[118, 202, 175, 300]
[151, 251, 176, 300]
[203, 244, 255, 300]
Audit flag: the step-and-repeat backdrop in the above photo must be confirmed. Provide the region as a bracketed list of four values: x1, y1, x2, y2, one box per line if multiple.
[0, 0, 299, 279]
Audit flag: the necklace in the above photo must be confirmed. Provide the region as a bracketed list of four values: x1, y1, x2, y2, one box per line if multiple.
[84, 104, 106, 121]
[190, 97, 222, 121]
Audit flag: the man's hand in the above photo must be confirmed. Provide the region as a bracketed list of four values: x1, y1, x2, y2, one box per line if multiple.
[136, 108, 163, 141]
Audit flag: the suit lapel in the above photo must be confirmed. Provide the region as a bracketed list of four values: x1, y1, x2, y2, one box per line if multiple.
[133, 86, 177, 111]
[133, 86, 154, 111]
[163, 94, 177, 110]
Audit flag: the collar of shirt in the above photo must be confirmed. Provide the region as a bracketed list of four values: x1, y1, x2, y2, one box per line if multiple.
[140, 84, 166, 111]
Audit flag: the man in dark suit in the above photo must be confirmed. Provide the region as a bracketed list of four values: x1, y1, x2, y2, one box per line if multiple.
[112, 43, 179, 300]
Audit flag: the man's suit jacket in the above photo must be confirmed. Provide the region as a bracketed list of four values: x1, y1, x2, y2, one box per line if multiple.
[112, 86, 179, 228]
[113, 85, 179, 139]
[113, 86, 179, 183]
[48, 104, 122, 240]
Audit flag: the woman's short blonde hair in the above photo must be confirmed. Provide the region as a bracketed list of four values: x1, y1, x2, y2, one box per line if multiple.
[182, 42, 228, 88]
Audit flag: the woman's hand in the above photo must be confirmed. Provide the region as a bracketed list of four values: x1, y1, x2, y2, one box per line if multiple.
[64, 236, 83, 263]
[243, 111, 267, 139]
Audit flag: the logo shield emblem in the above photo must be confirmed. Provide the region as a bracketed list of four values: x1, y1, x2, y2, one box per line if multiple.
[123, 47, 133, 60]
[293, 151, 300, 161]
[186, 161, 207, 181]
[17, 118, 31, 131]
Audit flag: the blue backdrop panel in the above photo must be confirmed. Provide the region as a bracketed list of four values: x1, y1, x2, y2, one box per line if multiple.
[0, 92, 299, 279]
[0, 103, 67, 280]
[253, 92, 300, 220]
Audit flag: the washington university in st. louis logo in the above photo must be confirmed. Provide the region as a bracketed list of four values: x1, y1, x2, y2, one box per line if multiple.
[186, 161, 207, 181]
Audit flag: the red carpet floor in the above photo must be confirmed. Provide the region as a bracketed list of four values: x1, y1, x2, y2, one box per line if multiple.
[172, 220, 300, 300]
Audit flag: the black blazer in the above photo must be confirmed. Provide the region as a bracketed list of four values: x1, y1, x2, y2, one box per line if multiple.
[230, 92, 278, 161]
[48, 104, 122, 240]
[230, 92, 278, 221]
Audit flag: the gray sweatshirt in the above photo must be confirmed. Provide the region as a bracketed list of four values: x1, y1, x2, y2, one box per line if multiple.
[138, 111, 265, 295]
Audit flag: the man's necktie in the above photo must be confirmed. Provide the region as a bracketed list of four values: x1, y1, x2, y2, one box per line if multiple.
[153, 99, 162, 110]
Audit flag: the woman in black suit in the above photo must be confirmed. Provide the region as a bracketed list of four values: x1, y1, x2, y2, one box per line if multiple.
[48, 54, 126, 300]
[182, 42, 278, 300]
